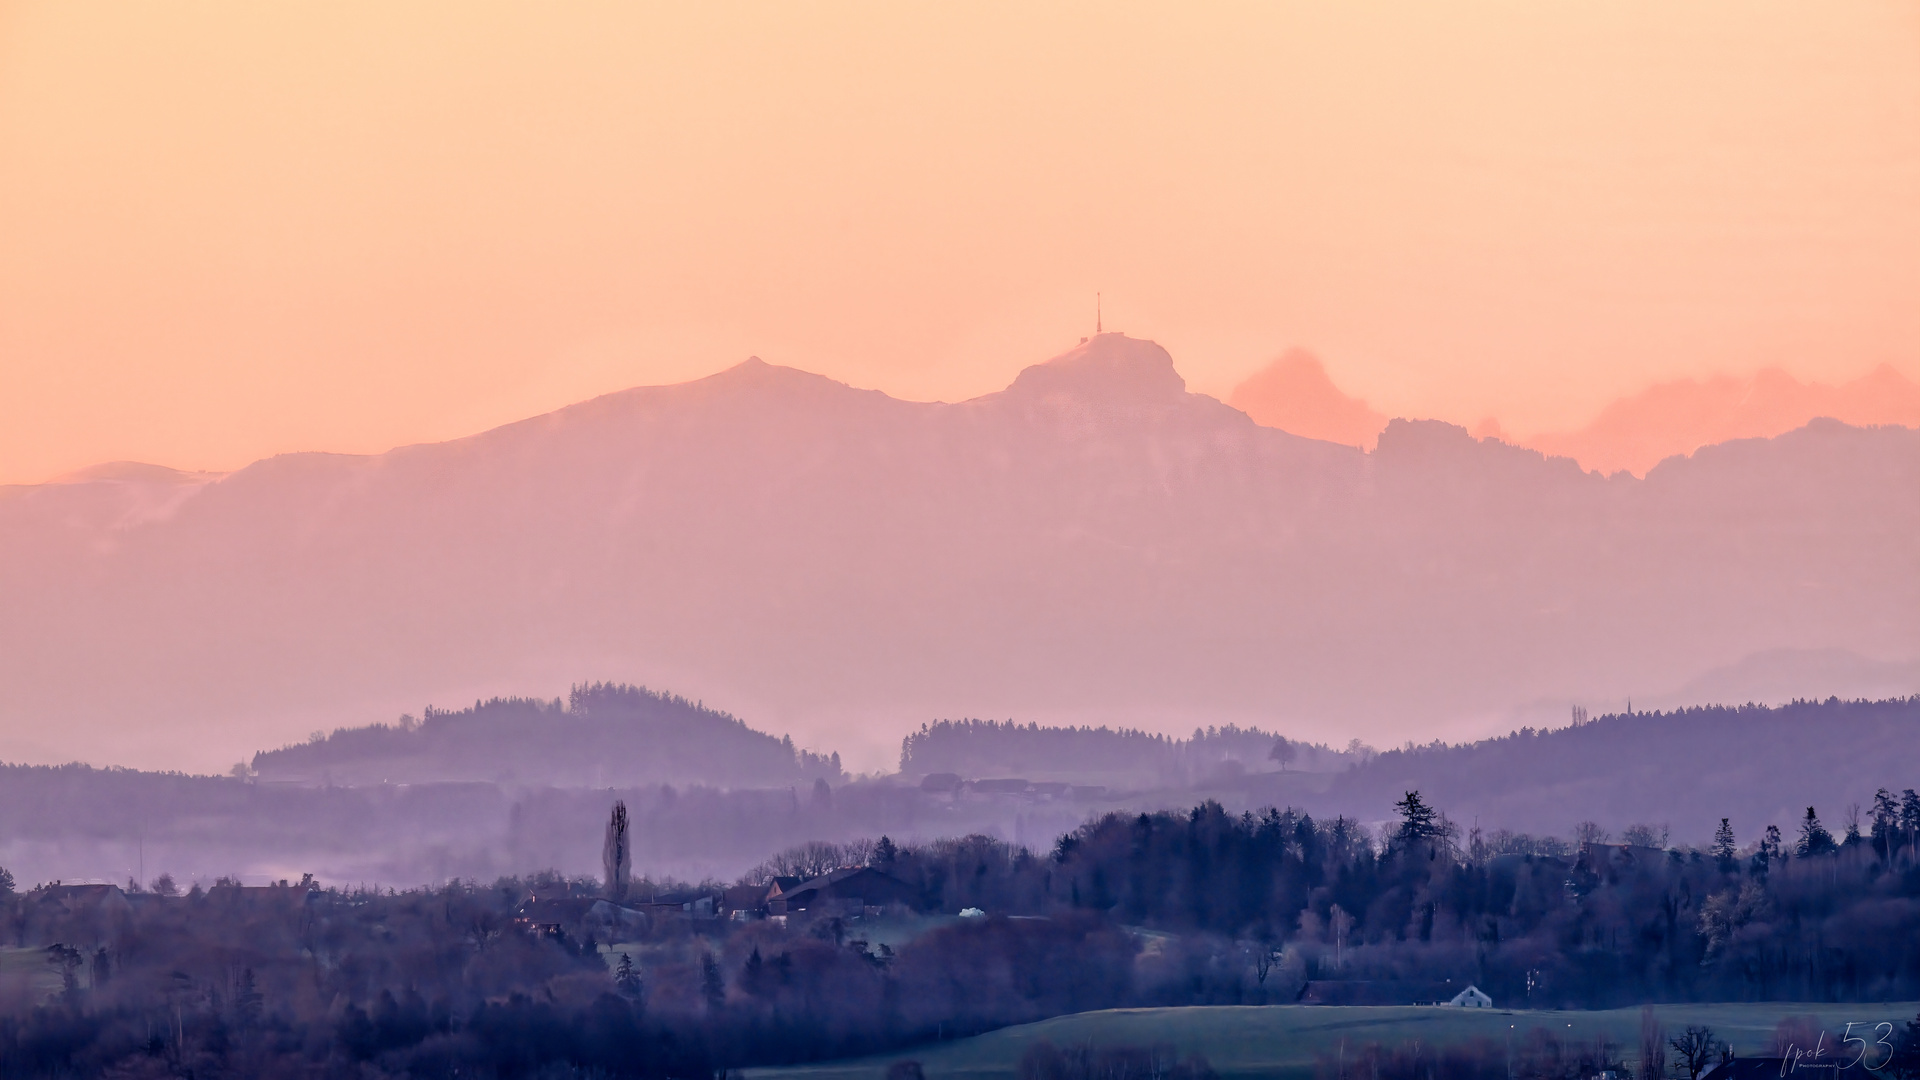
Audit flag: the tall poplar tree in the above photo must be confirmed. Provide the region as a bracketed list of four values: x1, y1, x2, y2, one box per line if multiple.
[603, 800, 631, 902]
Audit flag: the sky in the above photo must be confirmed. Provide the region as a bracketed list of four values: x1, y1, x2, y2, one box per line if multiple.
[3, 1, 1918, 485]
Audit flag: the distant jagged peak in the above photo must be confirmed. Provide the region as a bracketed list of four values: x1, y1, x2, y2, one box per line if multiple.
[714, 354, 778, 378]
[1229, 348, 1388, 449]
[1369, 417, 1488, 467]
[681, 354, 867, 395]
[1522, 362, 1920, 476]
[999, 333, 1189, 407]
[1368, 417, 1595, 483]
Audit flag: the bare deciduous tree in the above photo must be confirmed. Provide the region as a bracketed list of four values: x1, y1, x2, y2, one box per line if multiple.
[1640, 1008, 1667, 1080]
[746, 839, 858, 883]
[1329, 904, 1354, 969]
[1622, 823, 1670, 849]
[1668, 1026, 1720, 1080]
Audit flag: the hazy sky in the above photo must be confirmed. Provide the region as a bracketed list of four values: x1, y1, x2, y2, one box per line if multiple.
[3, 1, 1917, 485]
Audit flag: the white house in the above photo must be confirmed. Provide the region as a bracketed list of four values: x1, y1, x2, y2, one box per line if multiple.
[1446, 985, 1493, 1008]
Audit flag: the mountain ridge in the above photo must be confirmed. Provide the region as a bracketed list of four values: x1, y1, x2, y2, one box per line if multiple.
[1, 335, 1913, 774]
[1227, 352, 1920, 476]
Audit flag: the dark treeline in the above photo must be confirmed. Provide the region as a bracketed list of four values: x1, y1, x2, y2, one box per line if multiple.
[8, 787, 1920, 1077]
[0, 872, 1137, 1078]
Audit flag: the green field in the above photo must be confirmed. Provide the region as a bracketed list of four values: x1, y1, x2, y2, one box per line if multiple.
[0, 946, 70, 1002]
[745, 1003, 1920, 1080]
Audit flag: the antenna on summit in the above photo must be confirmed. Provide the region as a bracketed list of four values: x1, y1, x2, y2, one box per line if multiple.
[1096, 292, 1102, 335]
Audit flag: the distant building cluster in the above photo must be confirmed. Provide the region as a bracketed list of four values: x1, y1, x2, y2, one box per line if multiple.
[511, 865, 919, 939]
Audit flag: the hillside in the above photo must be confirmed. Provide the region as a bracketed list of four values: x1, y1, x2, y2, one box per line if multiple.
[1312, 696, 1920, 842]
[250, 682, 842, 788]
[2, 334, 1916, 772]
[898, 719, 1352, 789]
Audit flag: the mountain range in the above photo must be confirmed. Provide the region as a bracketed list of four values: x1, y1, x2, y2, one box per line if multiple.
[1525, 363, 1920, 475]
[1, 334, 1915, 773]
[1230, 351, 1920, 475]
[1228, 353, 1920, 470]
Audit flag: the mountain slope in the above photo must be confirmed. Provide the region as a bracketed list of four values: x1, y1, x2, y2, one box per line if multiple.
[1312, 697, 1920, 842]
[1, 334, 1915, 772]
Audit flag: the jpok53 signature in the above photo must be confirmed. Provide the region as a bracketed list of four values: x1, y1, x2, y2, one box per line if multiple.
[1780, 1025, 1897, 1074]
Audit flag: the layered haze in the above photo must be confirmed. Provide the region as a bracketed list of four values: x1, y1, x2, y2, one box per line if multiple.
[7, 6, 1920, 1070]
[2, 335, 1914, 775]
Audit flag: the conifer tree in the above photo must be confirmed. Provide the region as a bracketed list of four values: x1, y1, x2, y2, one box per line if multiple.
[1797, 806, 1836, 857]
[701, 951, 726, 1012]
[1711, 818, 1737, 871]
[1872, 789, 1900, 859]
[1901, 789, 1920, 861]
[1393, 791, 1441, 850]
[1760, 824, 1784, 866]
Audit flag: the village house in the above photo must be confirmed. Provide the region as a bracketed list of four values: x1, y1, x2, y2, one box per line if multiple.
[1446, 985, 1493, 1007]
[1296, 978, 1480, 1006]
[765, 867, 915, 917]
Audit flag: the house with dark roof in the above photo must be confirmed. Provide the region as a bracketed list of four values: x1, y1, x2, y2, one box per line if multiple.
[512, 895, 599, 936]
[511, 894, 653, 939]
[967, 778, 1032, 798]
[26, 883, 133, 948]
[630, 889, 721, 919]
[1296, 979, 1470, 1006]
[1446, 985, 1493, 1007]
[920, 773, 963, 794]
[722, 883, 775, 919]
[766, 867, 916, 916]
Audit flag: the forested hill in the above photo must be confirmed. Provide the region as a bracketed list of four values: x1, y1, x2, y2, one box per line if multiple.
[898, 718, 1352, 788]
[250, 682, 843, 789]
[1314, 696, 1920, 842]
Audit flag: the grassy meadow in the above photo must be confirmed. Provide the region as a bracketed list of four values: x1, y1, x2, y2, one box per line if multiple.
[745, 1002, 1920, 1080]
[0, 945, 74, 1006]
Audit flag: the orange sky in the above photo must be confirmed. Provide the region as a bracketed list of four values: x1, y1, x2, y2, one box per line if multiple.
[3, 1, 1917, 485]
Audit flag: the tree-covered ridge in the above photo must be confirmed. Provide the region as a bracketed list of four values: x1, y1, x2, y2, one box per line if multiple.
[250, 682, 842, 789]
[1318, 696, 1920, 839]
[899, 719, 1349, 786]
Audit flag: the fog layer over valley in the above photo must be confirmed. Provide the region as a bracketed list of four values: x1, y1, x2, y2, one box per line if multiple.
[2, 335, 1914, 773]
